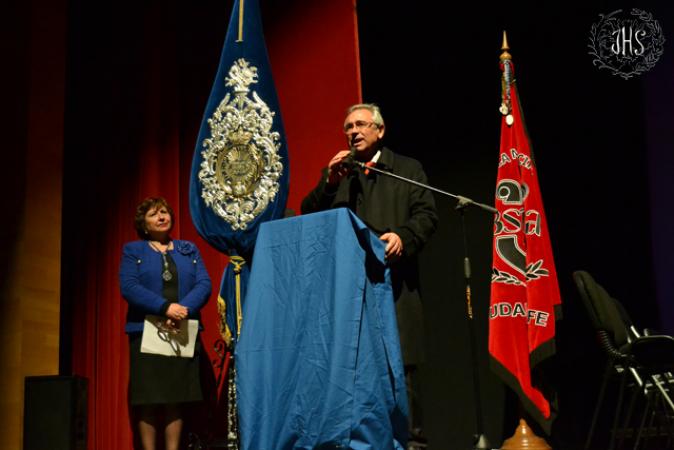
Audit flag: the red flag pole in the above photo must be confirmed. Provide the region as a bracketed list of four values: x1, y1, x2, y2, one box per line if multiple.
[490, 31, 560, 448]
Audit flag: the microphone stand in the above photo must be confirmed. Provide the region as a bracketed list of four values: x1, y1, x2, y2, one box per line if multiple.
[352, 160, 495, 214]
[352, 160, 495, 450]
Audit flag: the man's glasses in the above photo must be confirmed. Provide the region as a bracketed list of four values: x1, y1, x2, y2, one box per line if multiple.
[343, 120, 377, 133]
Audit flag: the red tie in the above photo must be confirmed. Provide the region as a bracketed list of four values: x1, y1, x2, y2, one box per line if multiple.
[364, 161, 376, 175]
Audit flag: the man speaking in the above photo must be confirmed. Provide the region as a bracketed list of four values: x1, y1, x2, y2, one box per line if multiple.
[301, 103, 438, 438]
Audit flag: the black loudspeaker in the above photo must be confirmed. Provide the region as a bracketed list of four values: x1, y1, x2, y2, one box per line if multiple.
[24, 375, 88, 450]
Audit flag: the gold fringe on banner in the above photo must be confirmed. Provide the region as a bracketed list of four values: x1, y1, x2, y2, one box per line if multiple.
[221, 255, 246, 450]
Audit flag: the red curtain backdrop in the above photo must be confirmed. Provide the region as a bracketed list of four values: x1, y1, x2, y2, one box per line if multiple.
[66, 1, 361, 448]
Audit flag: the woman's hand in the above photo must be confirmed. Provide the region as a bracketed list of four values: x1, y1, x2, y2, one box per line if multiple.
[164, 318, 179, 332]
[166, 303, 189, 321]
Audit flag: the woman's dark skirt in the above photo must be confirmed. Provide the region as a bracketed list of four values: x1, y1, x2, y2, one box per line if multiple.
[129, 333, 203, 405]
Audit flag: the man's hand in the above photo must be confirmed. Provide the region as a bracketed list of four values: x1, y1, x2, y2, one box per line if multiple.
[380, 232, 403, 262]
[326, 150, 353, 185]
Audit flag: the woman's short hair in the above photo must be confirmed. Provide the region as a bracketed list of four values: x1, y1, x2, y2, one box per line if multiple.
[134, 197, 175, 239]
[346, 103, 385, 128]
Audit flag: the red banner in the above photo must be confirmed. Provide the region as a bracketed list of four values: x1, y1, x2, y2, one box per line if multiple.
[489, 53, 561, 432]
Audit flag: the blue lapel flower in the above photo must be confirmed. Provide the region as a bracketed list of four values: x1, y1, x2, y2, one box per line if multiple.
[175, 240, 195, 255]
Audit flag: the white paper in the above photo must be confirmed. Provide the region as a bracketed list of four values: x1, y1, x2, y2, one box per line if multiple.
[140, 315, 198, 358]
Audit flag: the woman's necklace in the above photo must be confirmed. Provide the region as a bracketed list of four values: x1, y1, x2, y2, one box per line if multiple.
[149, 241, 173, 281]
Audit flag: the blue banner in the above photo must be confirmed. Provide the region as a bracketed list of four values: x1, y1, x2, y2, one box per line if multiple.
[189, 0, 289, 259]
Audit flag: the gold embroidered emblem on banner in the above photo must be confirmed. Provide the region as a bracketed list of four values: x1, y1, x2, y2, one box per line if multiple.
[199, 58, 283, 230]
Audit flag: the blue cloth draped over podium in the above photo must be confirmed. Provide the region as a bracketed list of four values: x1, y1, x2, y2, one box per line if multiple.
[236, 208, 409, 449]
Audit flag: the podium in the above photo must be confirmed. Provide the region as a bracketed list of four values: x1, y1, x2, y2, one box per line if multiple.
[236, 208, 408, 449]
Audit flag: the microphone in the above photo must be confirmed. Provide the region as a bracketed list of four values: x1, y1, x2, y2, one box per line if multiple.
[343, 146, 358, 169]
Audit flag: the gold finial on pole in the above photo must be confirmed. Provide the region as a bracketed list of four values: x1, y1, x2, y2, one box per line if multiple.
[500, 30, 511, 62]
[499, 30, 514, 125]
[236, 0, 245, 42]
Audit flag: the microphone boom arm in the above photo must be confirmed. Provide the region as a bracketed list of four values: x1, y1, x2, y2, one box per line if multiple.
[352, 160, 497, 214]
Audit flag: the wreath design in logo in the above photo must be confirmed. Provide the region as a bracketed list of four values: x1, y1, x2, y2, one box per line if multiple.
[588, 9, 665, 80]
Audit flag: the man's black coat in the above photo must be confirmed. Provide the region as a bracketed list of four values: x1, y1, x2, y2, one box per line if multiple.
[301, 147, 438, 364]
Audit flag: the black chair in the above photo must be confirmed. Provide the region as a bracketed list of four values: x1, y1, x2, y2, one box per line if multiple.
[573, 270, 674, 450]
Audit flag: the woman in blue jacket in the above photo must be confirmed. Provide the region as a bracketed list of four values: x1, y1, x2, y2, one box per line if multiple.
[119, 197, 211, 450]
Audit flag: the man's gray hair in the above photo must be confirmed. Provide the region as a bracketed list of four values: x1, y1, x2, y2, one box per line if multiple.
[346, 103, 385, 128]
